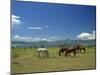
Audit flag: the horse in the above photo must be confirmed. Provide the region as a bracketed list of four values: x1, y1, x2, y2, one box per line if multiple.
[64, 45, 86, 57]
[64, 47, 77, 57]
[75, 45, 86, 53]
[58, 48, 67, 56]
[37, 48, 49, 58]
[59, 45, 86, 57]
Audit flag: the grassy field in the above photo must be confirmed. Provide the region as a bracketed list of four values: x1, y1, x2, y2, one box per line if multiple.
[11, 47, 96, 74]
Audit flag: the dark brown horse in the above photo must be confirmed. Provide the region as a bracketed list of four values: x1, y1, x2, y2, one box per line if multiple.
[64, 47, 77, 57]
[75, 45, 86, 53]
[59, 45, 86, 57]
[59, 47, 78, 57]
[58, 48, 67, 56]
[64, 45, 86, 57]
[59, 47, 77, 57]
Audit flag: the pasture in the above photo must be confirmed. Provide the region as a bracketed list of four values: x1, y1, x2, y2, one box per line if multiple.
[11, 47, 96, 74]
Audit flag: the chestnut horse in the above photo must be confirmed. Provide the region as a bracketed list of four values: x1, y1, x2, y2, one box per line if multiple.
[75, 45, 86, 53]
[59, 47, 77, 57]
[64, 47, 77, 57]
[59, 45, 86, 57]
[58, 48, 67, 56]
[58, 47, 77, 57]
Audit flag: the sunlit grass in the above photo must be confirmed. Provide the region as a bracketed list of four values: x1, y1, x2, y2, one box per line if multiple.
[11, 47, 96, 74]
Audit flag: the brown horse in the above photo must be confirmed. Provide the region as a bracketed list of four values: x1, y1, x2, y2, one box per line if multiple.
[58, 48, 67, 56]
[59, 45, 86, 57]
[64, 47, 77, 57]
[59, 47, 78, 57]
[75, 45, 86, 53]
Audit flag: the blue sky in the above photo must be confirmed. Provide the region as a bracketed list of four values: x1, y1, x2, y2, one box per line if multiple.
[12, 1, 96, 41]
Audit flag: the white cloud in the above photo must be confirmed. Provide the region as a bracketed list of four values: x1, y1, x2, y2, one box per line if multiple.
[28, 27, 43, 30]
[12, 15, 21, 27]
[13, 35, 33, 42]
[44, 26, 49, 28]
[34, 38, 41, 41]
[13, 35, 65, 42]
[13, 35, 51, 42]
[77, 30, 96, 40]
[13, 35, 43, 42]
[28, 26, 50, 30]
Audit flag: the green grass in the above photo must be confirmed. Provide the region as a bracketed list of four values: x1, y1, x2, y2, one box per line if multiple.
[11, 47, 96, 74]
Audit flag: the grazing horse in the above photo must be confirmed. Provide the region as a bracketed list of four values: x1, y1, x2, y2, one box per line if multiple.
[58, 48, 67, 56]
[37, 48, 49, 58]
[75, 45, 86, 53]
[65, 47, 77, 57]
[59, 45, 86, 57]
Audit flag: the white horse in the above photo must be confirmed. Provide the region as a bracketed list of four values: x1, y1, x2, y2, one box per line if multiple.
[37, 48, 49, 58]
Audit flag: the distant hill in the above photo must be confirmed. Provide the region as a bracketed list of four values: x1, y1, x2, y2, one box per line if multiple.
[12, 39, 96, 48]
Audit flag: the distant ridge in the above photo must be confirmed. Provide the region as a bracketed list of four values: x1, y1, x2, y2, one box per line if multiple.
[12, 39, 96, 48]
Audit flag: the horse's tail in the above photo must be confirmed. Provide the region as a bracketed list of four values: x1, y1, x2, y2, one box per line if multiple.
[59, 50, 61, 56]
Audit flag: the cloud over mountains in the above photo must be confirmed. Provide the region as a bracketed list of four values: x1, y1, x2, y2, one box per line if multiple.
[77, 30, 95, 40]
[13, 35, 66, 42]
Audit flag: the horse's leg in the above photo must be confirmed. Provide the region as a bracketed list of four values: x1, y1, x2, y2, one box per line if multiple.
[47, 51, 49, 58]
[65, 51, 68, 57]
[45, 50, 49, 58]
[43, 51, 45, 58]
[65, 51, 67, 57]
[84, 48, 86, 53]
[73, 50, 76, 57]
[80, 49, 81, 53]
[67, 53, 69, 57]
[59, 50, 61, 56]
[69, 53, 71, 58]
[42, 51, 44, 58]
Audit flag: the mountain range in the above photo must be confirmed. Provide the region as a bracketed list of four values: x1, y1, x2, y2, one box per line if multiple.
[12, 39, 96, 48]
